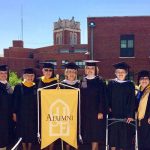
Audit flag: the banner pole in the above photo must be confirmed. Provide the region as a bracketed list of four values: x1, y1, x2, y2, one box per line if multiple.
[37, 89, 41, 142]
[78, 89, 83, 143]
[61, 139, 64, 150]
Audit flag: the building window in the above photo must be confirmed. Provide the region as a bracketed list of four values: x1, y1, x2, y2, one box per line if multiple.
[120, 40, 127, 48]
[120, 35, 134, 57]
[56, 33, 62, 45]
[128, 40, 134, 48]
[74, 33, 77, 45]
[61, 60, 69, 68]
[70, 32, 78, 45]
[59, 49, 69, 53]
[74, 49, 87, 53]
[75, 60, 85, 68]
[29, 52, 34, 58]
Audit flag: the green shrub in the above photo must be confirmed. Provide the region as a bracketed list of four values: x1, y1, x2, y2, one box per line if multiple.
[9, 72, 22, 87]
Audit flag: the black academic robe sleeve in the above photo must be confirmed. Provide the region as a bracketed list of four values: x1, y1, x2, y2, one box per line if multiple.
[126, 82, 136, 118]
[147, 96, 150, 118]
[98, 79, 107, 114]
[107, 81, 113, 111]
[13, 84, 21, 114]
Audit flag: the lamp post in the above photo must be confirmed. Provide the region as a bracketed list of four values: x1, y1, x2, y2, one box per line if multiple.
[88, 21, 96, 60]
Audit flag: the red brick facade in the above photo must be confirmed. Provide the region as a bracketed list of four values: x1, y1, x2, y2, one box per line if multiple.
[0, 18, 88, 77]
[0, 42, 88, 77]
[88, 16, 150, 79]
[1, 16, 150, 80]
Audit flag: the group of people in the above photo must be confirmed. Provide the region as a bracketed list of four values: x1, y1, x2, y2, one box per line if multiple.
[0, 60, 150, 150]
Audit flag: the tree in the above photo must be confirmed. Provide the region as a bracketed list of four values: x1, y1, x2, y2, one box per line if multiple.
[9, 71, 22, 87]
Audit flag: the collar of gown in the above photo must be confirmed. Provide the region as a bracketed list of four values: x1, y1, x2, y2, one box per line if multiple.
[0, 80, 7, 84]
[114, 78, 127, 83]
[85, 75, 96, 80]
[62, 79, 78, 85]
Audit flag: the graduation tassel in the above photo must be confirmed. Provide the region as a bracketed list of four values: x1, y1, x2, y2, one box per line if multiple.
[139, 120, 141, 126]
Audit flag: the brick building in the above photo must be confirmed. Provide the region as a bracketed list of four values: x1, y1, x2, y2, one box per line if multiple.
[88, 16, 150, 79]
[0, 17, 88, 77]
[1, 16, 150, 79]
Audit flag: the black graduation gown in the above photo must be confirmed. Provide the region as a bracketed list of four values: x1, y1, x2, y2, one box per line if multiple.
[0, 82, 13, 147]
[138, 94, 150, 149]
[13, 83, 37, 143]
[107, 80, 135, 149]
[80, 76, 106, 143]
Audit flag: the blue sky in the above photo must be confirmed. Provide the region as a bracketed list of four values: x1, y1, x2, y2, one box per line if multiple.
[0, 0, 150, 54]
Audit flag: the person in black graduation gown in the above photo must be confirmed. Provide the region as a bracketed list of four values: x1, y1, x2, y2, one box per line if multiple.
[13, 68, 37, 150]
[107, 62, 135, 150]
[80, 60, 106, 150]
[37, 62, 57, 89]
[136, 70, 150, 150]
[0, 65, 13, 150]
[61, 62, 80, 150]
[61, 62, 80, 89]
[36, 62, 57, 150]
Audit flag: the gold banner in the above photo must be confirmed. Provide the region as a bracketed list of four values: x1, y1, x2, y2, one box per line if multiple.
[40, 89, 78, 149]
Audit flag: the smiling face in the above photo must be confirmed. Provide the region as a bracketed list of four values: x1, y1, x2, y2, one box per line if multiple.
[42, 68, 53, 79]
[23, 74, 35, 82]
[0, 71, 8, 81]
[115, 69, 127, 81]
[139, 76, 150, 89]
[85, 66, 96, 76]
[65, 69, 77, 81]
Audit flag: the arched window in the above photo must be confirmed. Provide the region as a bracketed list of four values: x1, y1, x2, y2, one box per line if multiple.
[70, 32, 77, 45]
[56, 32, 62, 45]
[70, 32, 73, 45]
[74, 33, 77, 45]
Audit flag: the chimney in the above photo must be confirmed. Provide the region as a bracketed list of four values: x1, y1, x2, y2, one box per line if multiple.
[12, 40, 24, 48]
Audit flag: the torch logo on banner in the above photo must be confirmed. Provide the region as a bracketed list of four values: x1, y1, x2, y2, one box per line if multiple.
[46, 99, 73, 136]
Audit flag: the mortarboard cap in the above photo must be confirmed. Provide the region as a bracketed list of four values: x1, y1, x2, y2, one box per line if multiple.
[113, 62, 130, 70]
[137, 70, 150, 84]
[64, 62, 79, 70]
[40, 62, 54, 69]
[138, 70, 150, 79]
[23, 68, 35, 74]
[0, 65, 8, 71]
[84, 60, 100, 66]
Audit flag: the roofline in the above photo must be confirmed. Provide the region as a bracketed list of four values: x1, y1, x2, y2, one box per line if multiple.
[87, 15, 150, 19]
[35, 44, 88, 49]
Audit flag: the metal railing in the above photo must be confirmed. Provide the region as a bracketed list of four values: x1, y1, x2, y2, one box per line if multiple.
[106, 115, 138, 150]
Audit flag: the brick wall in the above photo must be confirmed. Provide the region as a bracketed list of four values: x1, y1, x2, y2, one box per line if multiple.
[88, 16, 150, 79]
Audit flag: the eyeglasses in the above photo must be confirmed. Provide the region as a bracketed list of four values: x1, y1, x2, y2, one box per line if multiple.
[0, 71, 7, 74]
[44, 69, 53, 72]
[86, 66, 95, 70]
[140, 77, 149, 80]
[115, 71, 126, 74]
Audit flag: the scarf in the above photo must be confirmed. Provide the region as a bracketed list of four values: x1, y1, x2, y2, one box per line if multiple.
[138, 85, 150, 125]
[41, 76, 57, 83]
[22, 81, 35, 87]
